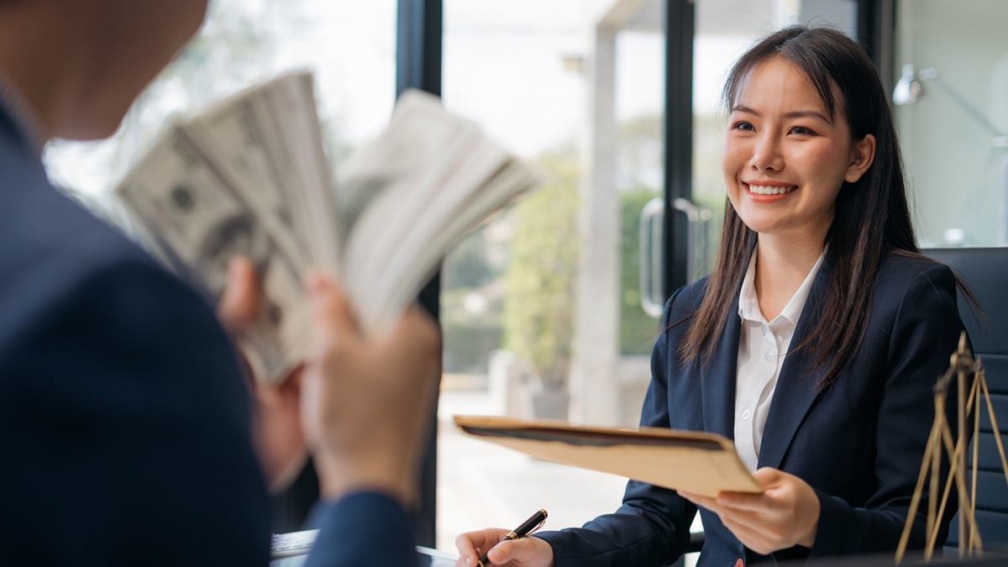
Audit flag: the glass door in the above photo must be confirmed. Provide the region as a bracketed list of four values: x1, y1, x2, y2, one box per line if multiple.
[437, 0, 666, 551]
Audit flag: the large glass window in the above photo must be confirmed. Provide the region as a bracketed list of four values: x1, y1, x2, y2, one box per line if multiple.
[437, 0, 860, 557]
[437, 0, 664, 551]
[894, 0, 1008, 247]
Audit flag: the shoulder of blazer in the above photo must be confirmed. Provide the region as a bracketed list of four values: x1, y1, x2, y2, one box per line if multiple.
[874, 252, 956, 298]
[666, 276, 710, 315]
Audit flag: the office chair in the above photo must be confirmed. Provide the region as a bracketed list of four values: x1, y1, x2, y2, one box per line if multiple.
[924, 248, 1008, 551]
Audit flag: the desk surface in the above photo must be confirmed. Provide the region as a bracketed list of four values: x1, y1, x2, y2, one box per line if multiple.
[270, 545, 456, 567]
[801, 552, 1008, 566]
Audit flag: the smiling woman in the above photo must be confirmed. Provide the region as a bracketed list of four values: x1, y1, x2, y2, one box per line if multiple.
[455, 25, 971, 567]
[722, 57, 875, 246]
[685, 26, 906, 389]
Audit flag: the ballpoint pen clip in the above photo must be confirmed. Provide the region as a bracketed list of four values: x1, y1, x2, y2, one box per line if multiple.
[528, 516, 546, 536]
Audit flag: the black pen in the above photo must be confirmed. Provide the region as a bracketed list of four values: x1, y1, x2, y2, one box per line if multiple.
[476, 508, 548, 567]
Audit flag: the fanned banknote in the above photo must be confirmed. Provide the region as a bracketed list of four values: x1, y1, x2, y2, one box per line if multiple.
[114, 71, 538, 384]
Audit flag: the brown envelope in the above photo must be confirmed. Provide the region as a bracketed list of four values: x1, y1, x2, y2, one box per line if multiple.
[454, 415, 762, 497]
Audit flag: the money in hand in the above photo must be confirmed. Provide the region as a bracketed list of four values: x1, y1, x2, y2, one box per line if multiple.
[114, 71, 538, 384]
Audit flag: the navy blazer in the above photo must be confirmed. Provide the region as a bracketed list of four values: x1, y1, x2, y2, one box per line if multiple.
[538, 253, 964, 566]
[0, 104, 417, 565]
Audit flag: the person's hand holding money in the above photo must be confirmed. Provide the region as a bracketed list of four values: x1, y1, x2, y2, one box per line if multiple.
[301, 272, 441, 506]
[218, 256, 307, 491]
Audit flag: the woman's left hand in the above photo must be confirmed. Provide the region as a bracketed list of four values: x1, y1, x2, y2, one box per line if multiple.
[679, 467, 821, 555]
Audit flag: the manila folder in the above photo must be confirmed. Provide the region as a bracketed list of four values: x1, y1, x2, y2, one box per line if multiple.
[454, 415, 761, 497]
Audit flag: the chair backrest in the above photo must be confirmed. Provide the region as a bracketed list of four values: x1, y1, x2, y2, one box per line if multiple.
[924, 248, 1008, 550]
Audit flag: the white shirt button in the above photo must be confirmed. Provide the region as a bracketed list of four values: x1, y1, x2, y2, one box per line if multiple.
[741, 409, 752, 421]
[764, 350, 775, 361]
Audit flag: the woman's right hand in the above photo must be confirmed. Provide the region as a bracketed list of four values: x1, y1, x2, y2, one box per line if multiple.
[454, 529, 554, 567]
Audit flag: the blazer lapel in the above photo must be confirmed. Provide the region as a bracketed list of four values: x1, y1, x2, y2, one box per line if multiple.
[702, 296, 742, 439]
[757, 261, 831, 470]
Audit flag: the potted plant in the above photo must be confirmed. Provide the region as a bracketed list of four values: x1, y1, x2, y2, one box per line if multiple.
[502, 150, 579, 421]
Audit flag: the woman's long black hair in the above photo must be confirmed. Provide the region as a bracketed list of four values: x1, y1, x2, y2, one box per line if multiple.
[679, 26, 919, 389]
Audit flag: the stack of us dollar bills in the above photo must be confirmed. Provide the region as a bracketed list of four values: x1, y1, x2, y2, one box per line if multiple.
[113, 71, 538, 385]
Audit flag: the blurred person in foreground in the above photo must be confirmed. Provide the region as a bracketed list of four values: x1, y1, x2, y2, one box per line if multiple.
[0, 1, 439, 566]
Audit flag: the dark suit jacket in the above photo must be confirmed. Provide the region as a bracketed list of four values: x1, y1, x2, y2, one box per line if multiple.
[538, 253, 964, 566]
[0, 103, 417, 565]
[305, 492, 419, 567]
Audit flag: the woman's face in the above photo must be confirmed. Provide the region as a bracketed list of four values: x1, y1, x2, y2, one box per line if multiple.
[722, 55, 874, 243]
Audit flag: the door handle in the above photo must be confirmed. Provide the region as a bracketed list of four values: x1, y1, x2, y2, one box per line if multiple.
[639, 197, 665, 319]
[639, 197, 712, 319]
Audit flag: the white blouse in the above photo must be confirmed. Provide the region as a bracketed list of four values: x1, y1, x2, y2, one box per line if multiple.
[733, 248, 826, 472]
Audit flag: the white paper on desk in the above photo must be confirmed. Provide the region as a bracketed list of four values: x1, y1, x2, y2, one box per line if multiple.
[454, 415, 762, 498]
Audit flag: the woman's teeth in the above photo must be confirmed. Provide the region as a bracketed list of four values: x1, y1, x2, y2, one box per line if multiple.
[748, 185, 794, 195]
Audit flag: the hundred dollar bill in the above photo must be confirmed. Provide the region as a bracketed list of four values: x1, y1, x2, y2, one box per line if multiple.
[340, 91, 504, 333]
[185, 71, 338, 274]
[265, 72, 341, 273]
[186, 92, 311, 272]
[336, 90, 474, 243]
[367, 158, 539, 332]
[115, 123, 308, 384]
[111, 74, 541, 379]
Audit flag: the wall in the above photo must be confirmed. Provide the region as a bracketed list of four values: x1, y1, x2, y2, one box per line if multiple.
[895, 0, 1008, 247]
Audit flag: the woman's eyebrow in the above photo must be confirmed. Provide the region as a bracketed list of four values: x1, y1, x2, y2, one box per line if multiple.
[730, 105, 831, 123]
